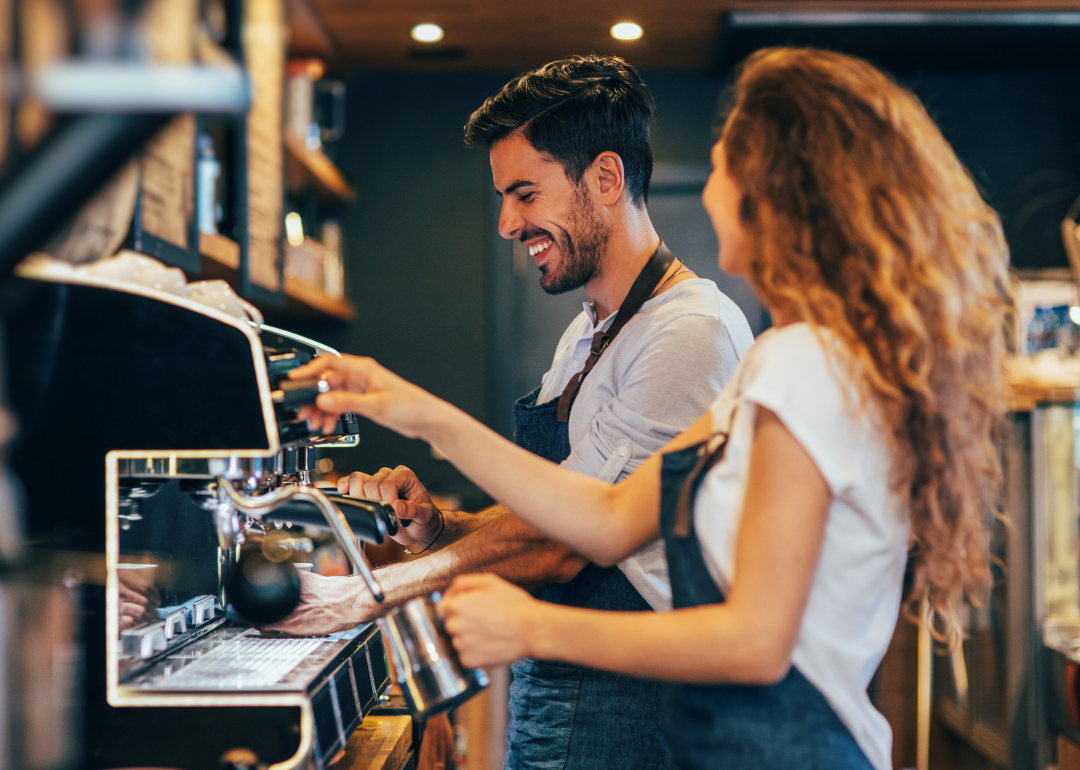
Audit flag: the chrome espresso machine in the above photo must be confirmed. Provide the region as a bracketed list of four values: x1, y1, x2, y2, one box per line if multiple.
[4, 264, 399, 769]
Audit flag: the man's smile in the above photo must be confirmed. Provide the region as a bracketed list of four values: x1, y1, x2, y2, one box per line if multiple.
[528, 239, 553, 258]
[522, 231, 556, 263]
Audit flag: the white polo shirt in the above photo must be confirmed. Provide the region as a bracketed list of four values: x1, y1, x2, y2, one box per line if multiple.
[536, 278, 754, 611]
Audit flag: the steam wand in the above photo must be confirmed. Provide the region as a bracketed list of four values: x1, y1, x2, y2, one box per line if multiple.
[216, 478, 385, 602]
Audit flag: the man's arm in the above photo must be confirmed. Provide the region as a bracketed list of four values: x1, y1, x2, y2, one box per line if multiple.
[263, 511, 587, 635]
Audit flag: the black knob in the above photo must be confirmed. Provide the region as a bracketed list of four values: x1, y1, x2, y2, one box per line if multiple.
[328, 494, 400, 541]
[225, 553, 301, 624]
[270, 377, 328, 410]
[262, 495, 399, 544]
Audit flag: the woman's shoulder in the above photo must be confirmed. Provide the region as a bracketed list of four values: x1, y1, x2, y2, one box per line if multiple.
[741, 323, 841, 385]
[752, 322, 825, 349]
[736, 324, 862, 442]
[736, 323, 884, 495]
[710, 323, 843, 423]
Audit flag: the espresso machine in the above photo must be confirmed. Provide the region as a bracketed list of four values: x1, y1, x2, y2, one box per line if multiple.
[3, 262, 399, 769]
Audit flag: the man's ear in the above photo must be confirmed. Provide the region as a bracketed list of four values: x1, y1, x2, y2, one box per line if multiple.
[593, 151, 625, 206]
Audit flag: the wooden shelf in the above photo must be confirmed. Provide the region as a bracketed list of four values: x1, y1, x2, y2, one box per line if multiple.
[99, 0, 355, 328]
[196, 233, 354, 323]
[283, 274, 356, 321]
[199, 231, 241, 269]
[1008, 380, 1080, 411]
[286, 0, 335, 57]
[285, 133, 354, 201]
[1006, 357, 1080, 411]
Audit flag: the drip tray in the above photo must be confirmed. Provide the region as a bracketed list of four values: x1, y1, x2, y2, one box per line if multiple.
[123, 623, 373, 693]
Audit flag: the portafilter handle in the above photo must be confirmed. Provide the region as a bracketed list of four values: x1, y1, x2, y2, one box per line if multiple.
[270, 378, 329, 410]
[217, 478, 385, 601]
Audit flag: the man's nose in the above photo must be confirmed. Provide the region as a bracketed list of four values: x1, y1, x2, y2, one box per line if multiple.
[498, 199, 525, 240]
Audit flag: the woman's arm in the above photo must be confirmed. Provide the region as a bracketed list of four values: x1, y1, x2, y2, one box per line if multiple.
[441, 406, 832, 684]
[288, 355, 711, 565]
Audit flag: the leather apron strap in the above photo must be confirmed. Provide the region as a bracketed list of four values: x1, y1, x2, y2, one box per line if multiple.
[673, 434, 729, 538]
[556, 241, 676, 423]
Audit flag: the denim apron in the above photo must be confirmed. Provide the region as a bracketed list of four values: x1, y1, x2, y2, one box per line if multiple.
[657, 441, 875, 770]
[503, 385, 667, 770]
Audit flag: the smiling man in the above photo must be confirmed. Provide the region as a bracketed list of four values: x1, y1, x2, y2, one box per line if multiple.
[269, 56, 754, 770]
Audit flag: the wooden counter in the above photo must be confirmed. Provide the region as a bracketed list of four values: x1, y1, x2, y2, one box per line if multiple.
[335, 716, 413, 770]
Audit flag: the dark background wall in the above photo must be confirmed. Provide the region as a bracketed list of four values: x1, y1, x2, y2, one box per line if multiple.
[309, 71, 512, 507]
[903, 68, 1080, 270]
[295, 64, 1080, 508]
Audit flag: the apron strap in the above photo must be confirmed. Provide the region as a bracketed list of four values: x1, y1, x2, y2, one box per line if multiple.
[672, 359, 746, 538]
[673, 433, 729, 538]
[557, 241, 676, 423]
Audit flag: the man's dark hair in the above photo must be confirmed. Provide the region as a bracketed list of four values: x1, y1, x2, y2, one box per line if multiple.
[464, 55, 656, 206]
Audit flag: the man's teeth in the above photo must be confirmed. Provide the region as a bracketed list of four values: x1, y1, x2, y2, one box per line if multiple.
[529, 240, 552, 257]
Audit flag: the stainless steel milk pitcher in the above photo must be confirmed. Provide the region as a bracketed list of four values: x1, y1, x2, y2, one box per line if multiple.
[377, 593, 488, 716]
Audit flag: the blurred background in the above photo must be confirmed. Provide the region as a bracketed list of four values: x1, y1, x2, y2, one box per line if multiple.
[1, 1, 1080, 769]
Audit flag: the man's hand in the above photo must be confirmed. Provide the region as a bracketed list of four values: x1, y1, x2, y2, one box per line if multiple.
[440, 573, 542, 669]
[261, 572, 383, 635]
[338, 466, 443, 551]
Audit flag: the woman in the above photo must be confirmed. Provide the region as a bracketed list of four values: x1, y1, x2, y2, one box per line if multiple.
[293, 48, 1011, 769]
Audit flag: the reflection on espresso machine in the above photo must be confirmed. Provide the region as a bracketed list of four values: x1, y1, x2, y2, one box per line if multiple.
[4, 265, 398, 770]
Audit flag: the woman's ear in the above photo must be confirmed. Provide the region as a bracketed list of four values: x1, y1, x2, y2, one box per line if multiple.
[593, 151, 626, 206]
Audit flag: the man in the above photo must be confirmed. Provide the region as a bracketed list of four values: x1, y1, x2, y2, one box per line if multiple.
[268, 55, 754, 770]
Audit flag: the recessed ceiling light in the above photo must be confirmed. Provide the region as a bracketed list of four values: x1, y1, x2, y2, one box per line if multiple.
[611, 22, 643, 41]
[411, 23, 445, 43]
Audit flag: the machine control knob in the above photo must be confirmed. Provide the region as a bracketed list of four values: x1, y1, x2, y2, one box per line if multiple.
[120, 622, 168, 659]
[189, 595, 217, 626]
[270, 378, 329, 409]
[265, 349, 312, 381]
[162, 609, 188, 639]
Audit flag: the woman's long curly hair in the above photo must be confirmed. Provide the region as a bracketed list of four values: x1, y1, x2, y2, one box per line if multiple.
[721, 48, 1012, 647]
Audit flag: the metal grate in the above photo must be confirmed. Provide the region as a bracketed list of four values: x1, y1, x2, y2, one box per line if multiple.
[149, 636, 327, 690]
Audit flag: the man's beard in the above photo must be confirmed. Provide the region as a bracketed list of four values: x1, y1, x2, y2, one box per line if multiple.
[533, 187, 610, 296]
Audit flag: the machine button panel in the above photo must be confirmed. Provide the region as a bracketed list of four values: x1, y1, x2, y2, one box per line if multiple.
[190, 595, 216, 626]
[121, 622, 168, 659]
[162, 610, 188, 639]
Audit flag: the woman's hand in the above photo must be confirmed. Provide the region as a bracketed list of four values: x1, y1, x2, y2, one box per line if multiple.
[287, 355, 445, 440]
[439, 574, 542, 669]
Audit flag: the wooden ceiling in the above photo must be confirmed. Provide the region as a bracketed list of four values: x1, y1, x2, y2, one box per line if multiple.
[299, 0, 1080, 71]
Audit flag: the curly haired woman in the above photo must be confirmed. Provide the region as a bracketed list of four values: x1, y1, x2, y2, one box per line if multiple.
[292, 48, 1012, 769]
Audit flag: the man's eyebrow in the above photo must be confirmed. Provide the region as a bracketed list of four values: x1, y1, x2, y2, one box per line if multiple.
[495, 179, 535, 197]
